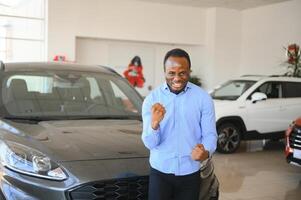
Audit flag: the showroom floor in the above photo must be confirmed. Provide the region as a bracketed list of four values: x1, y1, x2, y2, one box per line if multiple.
[213, 140, 301, 200]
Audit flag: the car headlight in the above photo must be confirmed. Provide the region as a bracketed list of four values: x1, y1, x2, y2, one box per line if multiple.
[0, 141, 68, 181]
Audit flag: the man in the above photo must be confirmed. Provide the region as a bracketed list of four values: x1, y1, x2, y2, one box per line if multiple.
[141, 48, 217, 200]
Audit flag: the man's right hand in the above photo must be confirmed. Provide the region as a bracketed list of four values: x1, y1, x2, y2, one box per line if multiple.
[151, 103, 166, 130]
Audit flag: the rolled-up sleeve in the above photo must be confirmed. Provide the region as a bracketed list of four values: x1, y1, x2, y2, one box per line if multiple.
[200, 94, 217, 156]
[141, 95, 161, 150]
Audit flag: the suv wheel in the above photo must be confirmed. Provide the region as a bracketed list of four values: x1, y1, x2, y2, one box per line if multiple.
[217, 123, 241, 153]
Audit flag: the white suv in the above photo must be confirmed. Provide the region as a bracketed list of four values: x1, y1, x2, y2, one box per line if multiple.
[211, 75, 301, 153]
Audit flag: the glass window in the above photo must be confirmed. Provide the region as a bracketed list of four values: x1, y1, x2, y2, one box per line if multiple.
[253, 82, 282, 99]
[7, 75, 52, 93]
[110, 80, 138, 114]
[0, 0, 45, 62]
[283, 82, 301, 98]
[1, 70, 142, 118]
[211, 80, 255, 100]
[0, 16, 44, 40]
[87, 77, 102, 99]
[0, 0, 44, 18]
[0, 38, 44, 61]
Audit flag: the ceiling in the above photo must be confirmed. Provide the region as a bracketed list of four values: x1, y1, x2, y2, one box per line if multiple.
[133, 0, 290, 10]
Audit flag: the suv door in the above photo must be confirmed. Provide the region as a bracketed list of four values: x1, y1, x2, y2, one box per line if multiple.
[281, 82, 301, 125]
[245, 81, 284, 133]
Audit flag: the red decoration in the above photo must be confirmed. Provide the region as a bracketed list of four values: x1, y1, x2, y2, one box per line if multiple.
[123, 56, 145, 88]
[287, 44, 300, 65]
[53, 55, 66, 62]
[285, 43, 301, 77]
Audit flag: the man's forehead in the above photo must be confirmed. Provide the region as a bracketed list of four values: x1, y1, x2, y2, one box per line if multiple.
[165, 59, 182, 68]
[165, 57, 189, 68]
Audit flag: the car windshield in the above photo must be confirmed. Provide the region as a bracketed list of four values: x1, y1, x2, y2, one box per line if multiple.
[1, 70, 142, 120]
[211, 80, 256, 100]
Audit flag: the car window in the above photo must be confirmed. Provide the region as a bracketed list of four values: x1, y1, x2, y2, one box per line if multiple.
[7, 75, 53, 94]
[109, 81, 138, 114]
[252, 82, 282, 99]
[211, 80, 256, 100]
[86, 77, 102, 99]
[1, 71, 142, 119]
[283, 82, 301, 98]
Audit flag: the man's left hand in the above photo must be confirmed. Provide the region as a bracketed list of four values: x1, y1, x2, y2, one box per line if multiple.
[191, 144, 209, 161]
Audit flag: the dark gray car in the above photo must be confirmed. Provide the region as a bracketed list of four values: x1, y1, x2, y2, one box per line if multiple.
[0, 62, 218, 200]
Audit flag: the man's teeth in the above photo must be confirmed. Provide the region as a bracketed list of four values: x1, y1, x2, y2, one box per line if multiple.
[173, 83, 182, 87]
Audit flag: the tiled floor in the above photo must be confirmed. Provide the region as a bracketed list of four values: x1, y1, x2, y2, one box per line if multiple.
[212, 140, 301, 200]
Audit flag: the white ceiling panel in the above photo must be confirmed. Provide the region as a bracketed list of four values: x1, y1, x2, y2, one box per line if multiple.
[133, 0, 290, 10]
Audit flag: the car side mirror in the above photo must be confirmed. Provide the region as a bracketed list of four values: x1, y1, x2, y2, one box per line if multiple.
[251, 92, 267, 103]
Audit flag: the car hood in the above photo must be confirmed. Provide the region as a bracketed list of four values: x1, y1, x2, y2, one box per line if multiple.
[213, 99, 235, 107]
[3, 119, 148, 162]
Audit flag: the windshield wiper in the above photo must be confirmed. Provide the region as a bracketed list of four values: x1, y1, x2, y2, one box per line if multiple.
[2, 115, 142, 123]
[67, 115, 142, 121]
[2, 116, 64, 123]
[3, 116, 41, 121]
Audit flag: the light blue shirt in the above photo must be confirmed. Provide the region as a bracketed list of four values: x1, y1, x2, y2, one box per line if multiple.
[141, 82, 217, 176]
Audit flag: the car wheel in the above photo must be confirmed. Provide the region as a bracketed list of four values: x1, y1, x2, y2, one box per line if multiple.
[217, 123, 241, 153]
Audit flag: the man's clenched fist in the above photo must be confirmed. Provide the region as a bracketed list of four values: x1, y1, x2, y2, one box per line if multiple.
[151, 103, 166, 130]
[191, 144, 209, 161]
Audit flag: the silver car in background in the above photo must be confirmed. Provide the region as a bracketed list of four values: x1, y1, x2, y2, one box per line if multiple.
[0, 62, 218, 200]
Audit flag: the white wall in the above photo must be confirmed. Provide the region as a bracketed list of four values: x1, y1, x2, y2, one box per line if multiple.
[48, 0, 206, 61]
[204, 0, 301, 89]
[240, 0, 301, 76]
[202, 8, 217, 90]
[48, 0, 301, 92]
[203, 8, 242, 89]
[75, 37, 204, 96]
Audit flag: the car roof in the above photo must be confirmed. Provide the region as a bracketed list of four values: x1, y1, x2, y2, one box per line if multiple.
[234, 75, 266, 81]
[1, 62, 117, 75]
[233, 75, 301, 82]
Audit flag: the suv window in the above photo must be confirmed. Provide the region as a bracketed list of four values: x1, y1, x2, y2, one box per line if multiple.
[211, 80, 255, 100]
[283, 82, 301, 98]
[252, 82, 282, 99]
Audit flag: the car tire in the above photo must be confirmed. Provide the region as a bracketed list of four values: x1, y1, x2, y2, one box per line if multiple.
[217, 123, 241, 154]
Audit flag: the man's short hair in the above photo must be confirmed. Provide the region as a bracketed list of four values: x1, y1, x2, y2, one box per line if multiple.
[163, 48, 191, 70]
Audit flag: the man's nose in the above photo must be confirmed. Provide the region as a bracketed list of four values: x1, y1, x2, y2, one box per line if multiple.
[173, 75, 181, 81]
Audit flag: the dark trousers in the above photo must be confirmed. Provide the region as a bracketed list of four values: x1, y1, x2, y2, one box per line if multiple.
[148, 167, 201, 200]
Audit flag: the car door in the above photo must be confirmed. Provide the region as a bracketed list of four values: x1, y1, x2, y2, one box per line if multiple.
[245, 81, 284, 133]
[281, 82, 301, 125]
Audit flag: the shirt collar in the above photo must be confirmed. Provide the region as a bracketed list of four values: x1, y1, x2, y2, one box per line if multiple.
[162, 82, 191, 94]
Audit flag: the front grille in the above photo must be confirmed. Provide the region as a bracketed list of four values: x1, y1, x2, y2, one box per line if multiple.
[289, 125, 301, 150]
[68, 176, 149, 200]
[287, 154, 301, 165]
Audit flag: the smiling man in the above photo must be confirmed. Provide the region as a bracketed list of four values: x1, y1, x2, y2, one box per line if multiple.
[141, 48, 218, 200]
